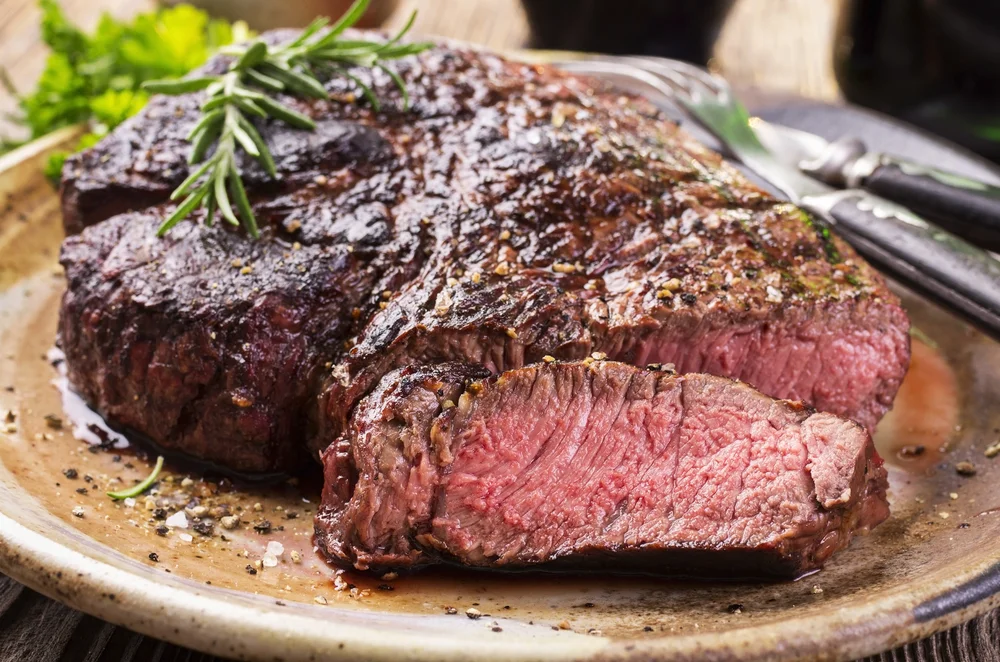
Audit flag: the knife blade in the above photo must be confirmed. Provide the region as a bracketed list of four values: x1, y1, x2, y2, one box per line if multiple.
[750, 118, 1000, 250]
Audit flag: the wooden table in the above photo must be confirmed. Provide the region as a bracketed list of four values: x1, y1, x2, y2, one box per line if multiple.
[0, 1, 998, 660]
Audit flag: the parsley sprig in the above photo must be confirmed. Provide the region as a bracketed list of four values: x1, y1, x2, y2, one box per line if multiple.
[0, 1, 245, 182]
[143, 0, 431, 238]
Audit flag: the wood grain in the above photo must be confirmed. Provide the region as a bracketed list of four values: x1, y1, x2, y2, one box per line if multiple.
[0, 1, 998, 660]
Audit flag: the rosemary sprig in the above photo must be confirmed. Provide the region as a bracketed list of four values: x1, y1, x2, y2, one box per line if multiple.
[107, 456, 164, 500]
[142, 0, 431, 238]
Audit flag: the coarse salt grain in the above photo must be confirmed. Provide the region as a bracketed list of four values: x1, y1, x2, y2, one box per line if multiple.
[266, 541, 285, 557]
[178, 532, 193, 542]
[165, 511, 188, 529]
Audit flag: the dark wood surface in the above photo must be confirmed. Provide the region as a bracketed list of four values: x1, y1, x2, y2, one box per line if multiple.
[1, 571, 999, 662]
[1, 0, 998, 659]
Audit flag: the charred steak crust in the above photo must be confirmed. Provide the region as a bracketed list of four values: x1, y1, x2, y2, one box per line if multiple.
[318, 362, 492, 568]
[60, 34, 909, 479]
[57, 212, 365, 471]
[316, 361, 890, 578]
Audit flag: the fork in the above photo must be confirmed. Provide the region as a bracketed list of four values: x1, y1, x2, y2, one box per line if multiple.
[556, 56, 1000, 339]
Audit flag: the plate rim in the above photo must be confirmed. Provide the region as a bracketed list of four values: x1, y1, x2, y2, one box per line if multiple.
[2, 56, 1000, 662]
[4, 496, 1000, 662]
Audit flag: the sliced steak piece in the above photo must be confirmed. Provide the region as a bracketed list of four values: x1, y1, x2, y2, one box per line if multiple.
[316, 360, 889, 578]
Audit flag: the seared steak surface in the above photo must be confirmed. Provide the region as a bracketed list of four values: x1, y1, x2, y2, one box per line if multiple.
[58, 32, 906, 573]
[317, 361, 889, 578]
[59, 210, 375, 471]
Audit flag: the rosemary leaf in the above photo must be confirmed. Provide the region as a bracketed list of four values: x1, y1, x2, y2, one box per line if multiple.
[244, 68, 285, 92]
[229, 167, 259, 237]
[172, 157, 215, 200]
[339, 68, 380, 110]
[215, 171, 239, 226]
[377, 63, 410, 111]
[229, 96, 267, 119]
[254, 96, 316, 130]
[158, 186, 210, 235]
[232, 121, 260, 157]
[135, 77, 216, 95]
[286, 17, 330, 50]
[186, 107, 224, 141]
[189, 122, 221, 164]
[238, 116, 276, 176]
[378, 9, 417, 51]
[324, 0, 371, 41]
[107, 456, 164, 500]
[236, 40, 268, 70]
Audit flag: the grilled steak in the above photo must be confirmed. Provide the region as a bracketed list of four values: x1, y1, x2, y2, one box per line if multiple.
[58, 207, 393, 472]
[58, 33, 907, 573]
[317, 360, 889, 577]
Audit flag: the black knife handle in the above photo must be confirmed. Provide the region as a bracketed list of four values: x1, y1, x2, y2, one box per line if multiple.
[801, 189, 1000, 339]
[863, 158, 1000, 251]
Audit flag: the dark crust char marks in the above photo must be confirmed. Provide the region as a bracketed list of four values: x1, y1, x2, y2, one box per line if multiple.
[59, 212, 370, 471]
[316, 361, 890, 578]
[318, 362, 491, 569]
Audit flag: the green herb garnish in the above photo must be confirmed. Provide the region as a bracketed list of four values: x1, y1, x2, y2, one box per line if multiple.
[1, 1, 247, 182]
[143, 0, 431, 238]
[909, 326, 939, 350]
[107, 455, 164, 500]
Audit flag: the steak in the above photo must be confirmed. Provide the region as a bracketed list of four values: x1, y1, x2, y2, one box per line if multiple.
[57, 32, 908, 573]
[58, 207, 389, 472]
[316, 360, 890, 578]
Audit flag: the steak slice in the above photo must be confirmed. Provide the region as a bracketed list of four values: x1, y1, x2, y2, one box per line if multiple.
[316, 360, 889, 578]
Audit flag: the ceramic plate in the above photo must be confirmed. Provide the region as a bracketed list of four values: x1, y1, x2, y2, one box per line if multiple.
[2, 64, 1000, 662]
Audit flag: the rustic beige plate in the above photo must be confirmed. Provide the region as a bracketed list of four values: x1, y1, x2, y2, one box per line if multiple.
[2, 107, 1000, 662]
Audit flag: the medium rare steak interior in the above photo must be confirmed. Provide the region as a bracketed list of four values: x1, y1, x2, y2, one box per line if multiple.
[57, 31, 908, 575]
[317, 361, 889, 578]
